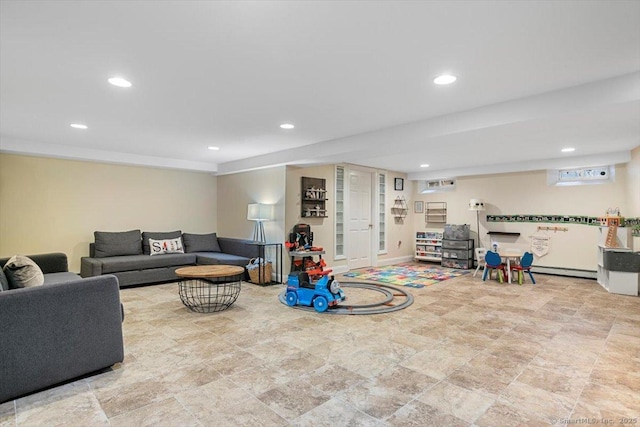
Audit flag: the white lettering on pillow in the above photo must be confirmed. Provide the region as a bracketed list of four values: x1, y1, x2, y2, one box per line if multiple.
[149, 238, 184, 256]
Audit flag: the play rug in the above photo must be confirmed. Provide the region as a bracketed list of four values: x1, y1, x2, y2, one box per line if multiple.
[342, 263, 470, 288]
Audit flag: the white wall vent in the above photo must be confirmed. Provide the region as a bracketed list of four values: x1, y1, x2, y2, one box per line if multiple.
[547, 166, 614, 186]
[418, 178, 457, 193]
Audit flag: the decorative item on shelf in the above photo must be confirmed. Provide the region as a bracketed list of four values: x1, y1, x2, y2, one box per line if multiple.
[305, 186, 327, 200]
[247, 203, 274, 243]
[301, 176, 328, 218]
[599, 207, 623, 227]
[600, 207, 624, 248]
[469, 198, 486, 248]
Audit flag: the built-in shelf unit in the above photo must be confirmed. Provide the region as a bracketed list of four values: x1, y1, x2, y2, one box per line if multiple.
[301, 176, 327, 218]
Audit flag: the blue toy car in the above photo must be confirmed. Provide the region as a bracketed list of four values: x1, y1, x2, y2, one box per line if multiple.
[285, 270, 346, 312]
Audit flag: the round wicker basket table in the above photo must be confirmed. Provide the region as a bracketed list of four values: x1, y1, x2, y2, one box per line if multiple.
[175, 265, 244, 313]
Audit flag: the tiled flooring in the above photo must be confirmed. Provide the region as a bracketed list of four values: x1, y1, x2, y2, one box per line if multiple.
[1, 268, 639, 426]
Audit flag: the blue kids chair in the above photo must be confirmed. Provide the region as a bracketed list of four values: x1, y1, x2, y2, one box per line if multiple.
[482, 251, 506, 283]
[510, 252, 536, 285]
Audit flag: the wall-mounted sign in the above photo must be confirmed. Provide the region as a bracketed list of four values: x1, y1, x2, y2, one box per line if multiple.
[531, 234, 550, 257]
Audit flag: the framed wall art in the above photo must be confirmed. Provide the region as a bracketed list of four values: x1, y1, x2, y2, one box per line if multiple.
[394, 177, 404, 191]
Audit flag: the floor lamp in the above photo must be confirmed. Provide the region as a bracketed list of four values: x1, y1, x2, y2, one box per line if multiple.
[247, 203, 274, 243]
[469, 198, 485, 248]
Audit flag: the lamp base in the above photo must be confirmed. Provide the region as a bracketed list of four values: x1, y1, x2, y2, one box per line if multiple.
[252, 221, 266, 243]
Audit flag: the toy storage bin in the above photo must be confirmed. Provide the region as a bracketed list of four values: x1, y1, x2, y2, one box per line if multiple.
[442, 259, 472, 269]
[442, 240, 472, 250]
[444, 224, 470, 240]
[442, 249, 473, 259]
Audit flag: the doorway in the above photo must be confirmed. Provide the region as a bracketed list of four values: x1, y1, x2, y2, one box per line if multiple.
[347, 168, 374, 269]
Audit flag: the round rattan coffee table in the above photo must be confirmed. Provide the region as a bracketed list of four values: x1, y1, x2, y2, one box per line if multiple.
[175, 265, 244, 313]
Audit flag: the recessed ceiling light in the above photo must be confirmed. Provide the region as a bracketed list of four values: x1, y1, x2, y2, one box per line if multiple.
[561, 147, 576, 153]
[70, 123, 88, 129]
[108, 77, 132, 88]
[280, 123, 295, 129]
[208, 146, 220, 151]
[433, 74, 457, 85]
[420, 164, 430, 168]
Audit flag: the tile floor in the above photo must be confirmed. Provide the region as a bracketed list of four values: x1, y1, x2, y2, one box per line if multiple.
[1, 268, 639, 426]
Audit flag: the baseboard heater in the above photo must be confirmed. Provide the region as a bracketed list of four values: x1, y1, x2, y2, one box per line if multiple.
[533, 266, 596, 279]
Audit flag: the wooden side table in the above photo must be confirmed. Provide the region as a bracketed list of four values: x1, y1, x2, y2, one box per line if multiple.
[175, 265, 244, 313]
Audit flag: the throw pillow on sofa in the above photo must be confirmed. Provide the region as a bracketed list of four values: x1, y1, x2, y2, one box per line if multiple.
[142, 231, 182, 255]
[182, 233, 221, 253]
[95, 230, 143, 258]
[149, 238, 185, 256]
[3, 255, 45, 288]
[0, 267, 9, 291]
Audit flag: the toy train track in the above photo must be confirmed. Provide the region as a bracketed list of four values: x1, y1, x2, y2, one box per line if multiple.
[278, 282, 413, 315]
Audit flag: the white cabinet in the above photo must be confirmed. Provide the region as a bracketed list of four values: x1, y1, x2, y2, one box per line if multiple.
[415, 230, 443, 262]
[597, 227, 638, 296]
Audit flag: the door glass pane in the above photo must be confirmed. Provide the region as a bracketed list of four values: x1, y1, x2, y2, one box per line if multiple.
[378, 173, 386, 252]
[335, 166, 345, 258]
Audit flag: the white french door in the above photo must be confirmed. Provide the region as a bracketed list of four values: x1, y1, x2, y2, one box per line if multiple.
[347, 168, 373, 269]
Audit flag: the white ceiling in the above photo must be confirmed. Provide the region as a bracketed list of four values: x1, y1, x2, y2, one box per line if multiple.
[1, 0, 639, 178]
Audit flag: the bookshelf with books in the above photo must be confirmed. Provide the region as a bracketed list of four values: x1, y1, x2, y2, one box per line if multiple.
[415, 230, 443, 262]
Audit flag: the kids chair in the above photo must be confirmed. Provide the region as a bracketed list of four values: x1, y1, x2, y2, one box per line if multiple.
[482, 251, 506, 283]
[510, 252, 536, 285]
[473, 247, 487, 277]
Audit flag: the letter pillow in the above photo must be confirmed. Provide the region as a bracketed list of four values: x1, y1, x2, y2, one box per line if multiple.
[149, 238, 185, 256]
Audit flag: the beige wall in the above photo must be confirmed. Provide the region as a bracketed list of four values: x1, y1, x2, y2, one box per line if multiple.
[3, 149, 637, 276]
[216, 166, 287, 243]
[0, 154, 217, 272]
[285, 165, 414, 273]
[412, 165, 632, 271]
[285, 165, 336, 272]
[385, 171, 415, 263]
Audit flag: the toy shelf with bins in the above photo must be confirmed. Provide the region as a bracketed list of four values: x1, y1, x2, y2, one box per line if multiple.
[301, 176, 328, 218]
[415, 230, 443, 262]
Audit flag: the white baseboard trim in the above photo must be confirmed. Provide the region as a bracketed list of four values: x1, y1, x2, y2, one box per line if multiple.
[533, 266, 596, 279]
[330, 265, 350, 275]
[333, 258, 597, 281]
[376, 256, 414, 267]
[331, 256, 414, 276]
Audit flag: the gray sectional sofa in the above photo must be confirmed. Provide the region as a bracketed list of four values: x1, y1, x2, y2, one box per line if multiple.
[0, 253, 124, 403]
[80, 230, 260, 287]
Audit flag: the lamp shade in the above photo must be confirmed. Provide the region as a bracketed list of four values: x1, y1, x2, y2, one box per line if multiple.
[247, 203, 274, 221]
[469, 198, 485, 211]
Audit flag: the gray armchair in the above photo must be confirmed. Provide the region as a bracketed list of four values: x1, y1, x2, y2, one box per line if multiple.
[0, 253, 124, 403]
